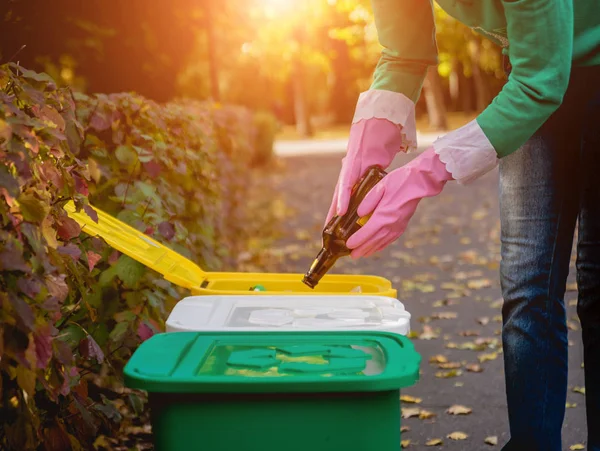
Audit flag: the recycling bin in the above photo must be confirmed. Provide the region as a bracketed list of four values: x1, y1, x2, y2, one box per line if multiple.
[165, 295, 411, 335]
[124, 331, 421, 451]
[64, 201, 397, 297]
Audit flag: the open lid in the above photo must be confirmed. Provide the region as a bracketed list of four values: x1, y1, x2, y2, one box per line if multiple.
[124, 331, 421, 394]
[63, 201, 206, 289]
[166, 295, 410, 333]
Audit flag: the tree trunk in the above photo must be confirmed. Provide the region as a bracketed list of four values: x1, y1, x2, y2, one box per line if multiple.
[449, 57, 460, 111]
[205, 2, 220, 101]
[469, 39, 488, 112]
[292, 58, 313, 138]
[423, 66, 448, 130]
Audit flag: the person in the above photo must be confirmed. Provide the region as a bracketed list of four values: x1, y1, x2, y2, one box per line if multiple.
[324, 0, 600, 449]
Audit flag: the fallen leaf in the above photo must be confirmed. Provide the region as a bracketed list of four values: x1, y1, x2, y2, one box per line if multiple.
[568, 299, 577, 307]
[466, 363, 483, 373]
[567, 321, 579, 331]
[478, 317, 490, 326]
[436, 369, 462, 379]
[419, 325, 440, 340]
[401, 408, 421, 419]
[447, 431, 468, 440]
[401, 395, 422, 404]
[468, 279, 492, 290]
[566, 402, 577, 408]
[485, 436, 498, 446]
[401, 426, 411, 433]
[570, 445, 585, 450]
[573, 386, 586, 395]
[438, 362, 462, 370]
[447, 405, 472, 415]
[566, 282, 578, 292]
[455, 382, 464, 387]
[419, 410, 437, 420]
[426, 438, 443, 446]
[490, 299, 503, 309]
[429, 355, 448, 364]
[493, 315, 503, 322]
[401, 439, 411, 448]
[434, 311, 458, 320]
[459, 330, 480, 337]
[478, 352, 498, 363]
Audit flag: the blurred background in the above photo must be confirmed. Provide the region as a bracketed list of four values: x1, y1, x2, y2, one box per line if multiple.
[1, 0, 507, 139]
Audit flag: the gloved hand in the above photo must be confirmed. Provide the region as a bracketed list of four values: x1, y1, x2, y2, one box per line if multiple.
[325, 117, 408, 225]
[346, 147, 454, 258]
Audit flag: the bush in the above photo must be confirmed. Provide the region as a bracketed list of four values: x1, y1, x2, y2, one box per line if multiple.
[0, 63, 278, 450]
[251, 111, 281, 166]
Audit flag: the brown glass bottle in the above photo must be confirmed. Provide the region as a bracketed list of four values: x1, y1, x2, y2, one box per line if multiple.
[302, 165, 387, 289]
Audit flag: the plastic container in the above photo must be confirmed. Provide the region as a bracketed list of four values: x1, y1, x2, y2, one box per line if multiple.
[64, 201, 396, 297]
[124, 331, 421, 451]
[166, 295, 411, 335]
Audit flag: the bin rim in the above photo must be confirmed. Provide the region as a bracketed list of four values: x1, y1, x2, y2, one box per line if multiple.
[124, 331, 421, 394]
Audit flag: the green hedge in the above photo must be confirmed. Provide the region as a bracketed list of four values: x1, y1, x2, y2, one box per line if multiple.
[0, 63, 278, 450]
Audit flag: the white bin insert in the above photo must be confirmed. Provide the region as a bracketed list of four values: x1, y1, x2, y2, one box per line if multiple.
[166, 295, 411, 335]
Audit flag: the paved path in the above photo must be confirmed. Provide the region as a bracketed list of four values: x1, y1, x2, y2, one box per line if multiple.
[266, 146, 587, 450]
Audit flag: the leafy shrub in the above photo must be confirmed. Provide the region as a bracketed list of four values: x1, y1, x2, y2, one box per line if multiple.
[0, 63, 277, 450]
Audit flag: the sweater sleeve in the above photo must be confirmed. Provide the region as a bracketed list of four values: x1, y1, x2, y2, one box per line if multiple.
[476, 0, 574, 157]
[369, 0, 439, 102]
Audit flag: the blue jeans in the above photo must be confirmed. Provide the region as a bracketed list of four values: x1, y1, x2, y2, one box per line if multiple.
[500, 65, 600, 450]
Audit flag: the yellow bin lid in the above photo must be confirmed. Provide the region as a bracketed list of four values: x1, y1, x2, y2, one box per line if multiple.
[63, 201, 396, 297]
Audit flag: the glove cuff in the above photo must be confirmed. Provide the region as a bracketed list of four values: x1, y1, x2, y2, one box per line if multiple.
[352, 89, 417, 153]
[432, 119, 499, 185]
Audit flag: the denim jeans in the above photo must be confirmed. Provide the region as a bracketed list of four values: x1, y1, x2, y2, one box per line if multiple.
[499, 65, 600, 450]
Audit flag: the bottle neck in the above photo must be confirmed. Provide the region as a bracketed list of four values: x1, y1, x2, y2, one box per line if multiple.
[302, 247, 340, 289]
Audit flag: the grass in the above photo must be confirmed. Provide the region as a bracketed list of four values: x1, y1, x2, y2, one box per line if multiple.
[276, 111, 478, 141]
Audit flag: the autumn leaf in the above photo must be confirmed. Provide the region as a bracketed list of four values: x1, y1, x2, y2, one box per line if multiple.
[400, 395, 422, 404]
[419, 410, 437, 420]
[429, 355, 448, 364]
[86, 251, 102, 272]
[466, 363, 483, 373]
[485, 436, 499, 446]
[478, 352, 498, 363]
[447, 431, 468, 440]
[477, 316, 490, 325]
[566, 402, 577, 408]
[426, 439, 443, 446]
[401, 408, 421, 419]
[447, 405, 472, 415]
[570, 445, 585, 450]
[438, 362, 462, 370]
[57, 217, 81, 241]
[573, 386, 586, 395]
[467, 279, 492, 289]
[433, 311, 458, 320]
[419, 325, 440, 340]
[401, 439, 411, 448]
[566, 282, 578, 292]
[79, 335, 104, 363]
[436, 369, 462, 378]
[459, 330, 480, 337]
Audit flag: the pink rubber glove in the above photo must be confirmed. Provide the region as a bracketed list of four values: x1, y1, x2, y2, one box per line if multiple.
[325, 118, 405, 225]
[346, 148, 454, 258]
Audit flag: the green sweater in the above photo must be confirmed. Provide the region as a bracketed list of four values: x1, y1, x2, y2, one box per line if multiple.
[370, 0, 600, 158]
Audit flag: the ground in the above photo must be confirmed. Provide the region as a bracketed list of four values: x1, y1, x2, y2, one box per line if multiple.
[263, 143, 588, 450]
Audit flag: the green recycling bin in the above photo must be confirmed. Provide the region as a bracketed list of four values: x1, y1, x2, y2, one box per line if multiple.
[124, 331, 421, 451]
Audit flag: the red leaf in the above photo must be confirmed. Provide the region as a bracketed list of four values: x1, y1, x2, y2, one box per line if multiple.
[108, 250, 120, 265]
[17, 276, 41, 299]
[0, 245, 30, 272]
[9, 294, 35, 330]
[86, 251, 102, 271]
[73, 175, 89, 196]
[143, 160, 162, 178]
[83, 205, 98, 223]
[58, 244, 82, 261]
[144, 226, 154, 235]
[45, 274, 69, 302]
[57, 217, 81, 241]
[40, 161, 64, 190]
[34, 324, 54, 369]
[137, 322, 154, 341]
[79, 335, 104, 363]
[158, 221, 175, 240]
[89, 110, 111, 131]
[54, 339, 74, 366]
